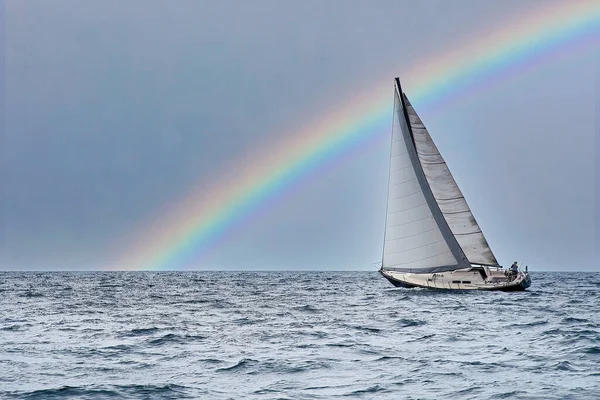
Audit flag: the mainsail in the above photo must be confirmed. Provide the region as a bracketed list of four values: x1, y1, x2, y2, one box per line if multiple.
[382, 78, 499, 273]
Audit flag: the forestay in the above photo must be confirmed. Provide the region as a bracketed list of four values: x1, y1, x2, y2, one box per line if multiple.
[382, 79, 499, 273]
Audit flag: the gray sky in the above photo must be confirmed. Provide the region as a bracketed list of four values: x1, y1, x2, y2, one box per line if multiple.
[1, 0, 598, 271]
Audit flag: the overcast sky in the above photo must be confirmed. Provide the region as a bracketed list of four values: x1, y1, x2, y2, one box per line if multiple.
[1, 0, 598, 271]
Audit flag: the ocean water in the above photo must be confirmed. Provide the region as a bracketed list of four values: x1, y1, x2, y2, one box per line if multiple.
[0, 271, 599, 399]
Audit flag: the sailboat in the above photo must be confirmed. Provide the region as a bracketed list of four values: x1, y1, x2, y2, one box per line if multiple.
[379, 78, 531, 291]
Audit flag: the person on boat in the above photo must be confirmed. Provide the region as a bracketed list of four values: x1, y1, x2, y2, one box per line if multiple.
[510, 262, 518, 273]
[509, 262, 519, 279]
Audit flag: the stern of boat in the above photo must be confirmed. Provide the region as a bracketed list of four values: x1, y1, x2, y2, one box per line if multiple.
[489, 270, 531, 291]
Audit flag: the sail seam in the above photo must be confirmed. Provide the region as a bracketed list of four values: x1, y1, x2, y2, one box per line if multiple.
[392, 165, 412, 172]
[385, 249, 454, 264]
[386, 215, 432, 228]
[391, 177, 418, 186]
[420, 161, 447, 165]
[454, 231, 483, 235]
[384, 239, 445, 255]
[435, 196, 464, 201]
[384, 227, 438, 241]
[391, 190, 422, 200]
[387, 202, 427, 214]
[442, 210, 471, 215]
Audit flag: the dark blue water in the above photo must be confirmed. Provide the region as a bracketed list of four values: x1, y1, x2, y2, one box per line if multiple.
[1, 271, 599, 399]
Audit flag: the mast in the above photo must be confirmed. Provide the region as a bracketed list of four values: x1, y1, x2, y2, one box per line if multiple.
[381, 82, 397, 268]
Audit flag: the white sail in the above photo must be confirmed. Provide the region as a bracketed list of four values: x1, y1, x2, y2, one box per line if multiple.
[382, 82, 470, 273]
[403, 97, 499, 266]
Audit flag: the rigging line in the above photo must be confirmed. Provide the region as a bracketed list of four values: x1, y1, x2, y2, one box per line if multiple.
[384, 239, 446, 255]
[386, 215, 433, 228]
[384, 226, 438, 241]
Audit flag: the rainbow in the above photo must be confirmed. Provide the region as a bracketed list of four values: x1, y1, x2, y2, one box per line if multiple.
[114, 1, 600, 270]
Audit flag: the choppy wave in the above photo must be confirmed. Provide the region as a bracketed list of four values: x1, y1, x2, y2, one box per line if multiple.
[1, 271, 599, 399]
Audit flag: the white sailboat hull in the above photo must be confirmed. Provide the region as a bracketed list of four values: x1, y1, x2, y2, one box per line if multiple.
[380, 267, 531, 291]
